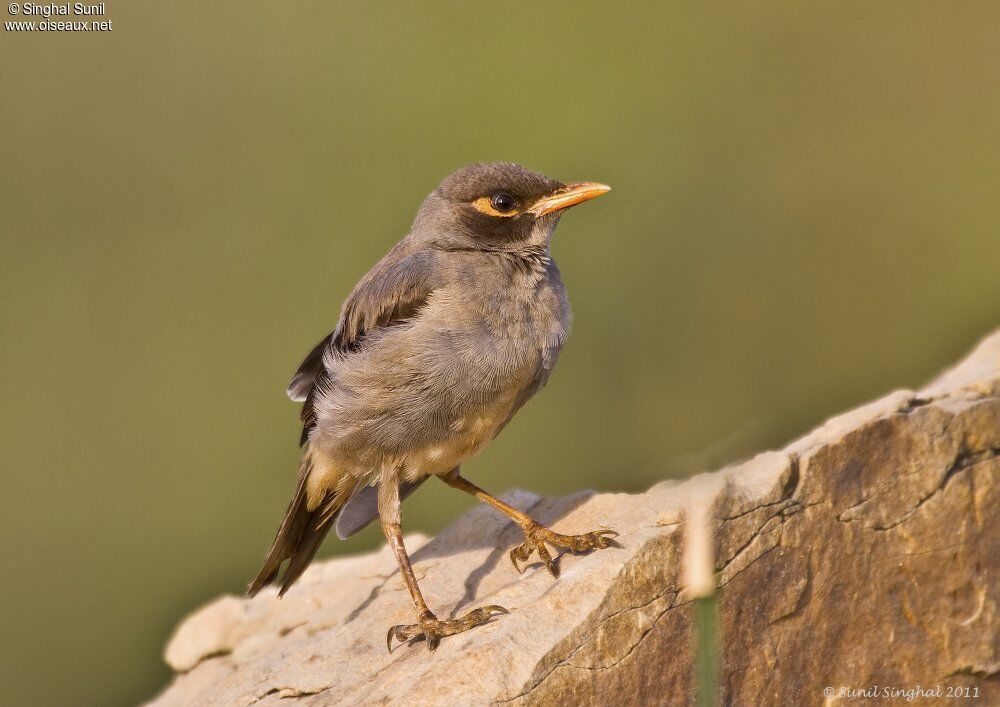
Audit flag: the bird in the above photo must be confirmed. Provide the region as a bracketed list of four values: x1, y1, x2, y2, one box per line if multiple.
[247, 162, 615, 652]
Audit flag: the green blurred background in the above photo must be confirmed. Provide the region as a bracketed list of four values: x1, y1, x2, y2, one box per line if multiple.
[2, 2, 999, 704]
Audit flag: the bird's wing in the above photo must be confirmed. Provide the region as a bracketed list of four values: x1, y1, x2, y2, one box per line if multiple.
[289, 247, 444, 443]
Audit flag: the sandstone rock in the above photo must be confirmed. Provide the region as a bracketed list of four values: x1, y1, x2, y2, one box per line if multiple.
[152, 332, 1000, 705]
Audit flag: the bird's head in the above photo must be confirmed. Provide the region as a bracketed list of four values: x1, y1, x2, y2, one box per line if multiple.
[412, 162, 610, 251]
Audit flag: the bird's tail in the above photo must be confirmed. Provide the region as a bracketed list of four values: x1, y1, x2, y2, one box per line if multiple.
[247, 447, 351, 597]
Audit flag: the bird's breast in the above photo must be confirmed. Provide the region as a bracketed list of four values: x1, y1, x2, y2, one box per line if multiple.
[424, 275, 568, 379]
[308, 261, 570, 479]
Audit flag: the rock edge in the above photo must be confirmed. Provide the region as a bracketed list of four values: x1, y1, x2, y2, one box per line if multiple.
[152, 331, 1000, 705]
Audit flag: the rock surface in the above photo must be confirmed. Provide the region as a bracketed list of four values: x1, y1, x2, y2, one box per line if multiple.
[152, 333, 1000, 706]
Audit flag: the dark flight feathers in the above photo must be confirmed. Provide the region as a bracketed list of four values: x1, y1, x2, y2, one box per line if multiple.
[288, 248, 442, 402]
[248, 249, 441, 596]
[247, 453, 332, 597]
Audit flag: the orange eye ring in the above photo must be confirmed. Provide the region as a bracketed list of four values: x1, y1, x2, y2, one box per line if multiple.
[472, 195, 520, 218]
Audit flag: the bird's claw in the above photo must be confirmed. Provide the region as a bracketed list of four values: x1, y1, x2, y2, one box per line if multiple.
[385, 605, 508, 653]
[510, 534, 557, 576]
[508, 525, 620, 577]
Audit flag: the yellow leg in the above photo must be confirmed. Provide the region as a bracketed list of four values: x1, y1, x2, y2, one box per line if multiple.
[440, 470, 619, 577]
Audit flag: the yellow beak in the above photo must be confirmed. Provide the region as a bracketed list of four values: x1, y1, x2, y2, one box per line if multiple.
[528, 182, 612, 217]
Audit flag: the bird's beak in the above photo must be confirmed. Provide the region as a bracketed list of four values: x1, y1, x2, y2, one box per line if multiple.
[528, 182, 612, 217]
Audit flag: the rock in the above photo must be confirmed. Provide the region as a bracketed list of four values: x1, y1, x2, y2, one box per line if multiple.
[151, 332, 1000, 705]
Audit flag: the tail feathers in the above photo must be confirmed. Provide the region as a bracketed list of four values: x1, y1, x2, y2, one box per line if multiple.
[247, 453, 349, 597]
[274, 521, 331, 596]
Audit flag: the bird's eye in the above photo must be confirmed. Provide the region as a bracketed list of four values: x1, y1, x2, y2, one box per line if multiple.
[471, 193, 520, 217]
[490, 193, 516, 213]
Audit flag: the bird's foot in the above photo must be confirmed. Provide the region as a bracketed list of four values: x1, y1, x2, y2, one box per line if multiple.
[509, 523, 619, 577]
[386, 605, 508, 653]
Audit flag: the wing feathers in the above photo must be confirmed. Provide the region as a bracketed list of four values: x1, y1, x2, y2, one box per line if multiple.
[288, 248, 443, 446]
[287, 333, 334, 402]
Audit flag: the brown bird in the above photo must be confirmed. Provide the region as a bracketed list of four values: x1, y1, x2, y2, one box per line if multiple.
[248, 162, 615, 651]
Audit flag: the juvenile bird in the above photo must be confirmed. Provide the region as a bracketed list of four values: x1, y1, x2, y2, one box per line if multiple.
[248, 163, 614, 651]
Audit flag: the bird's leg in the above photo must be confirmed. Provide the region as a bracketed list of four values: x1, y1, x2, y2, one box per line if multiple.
[440, 470, 619, 578]
[378, 475, 507, 652]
